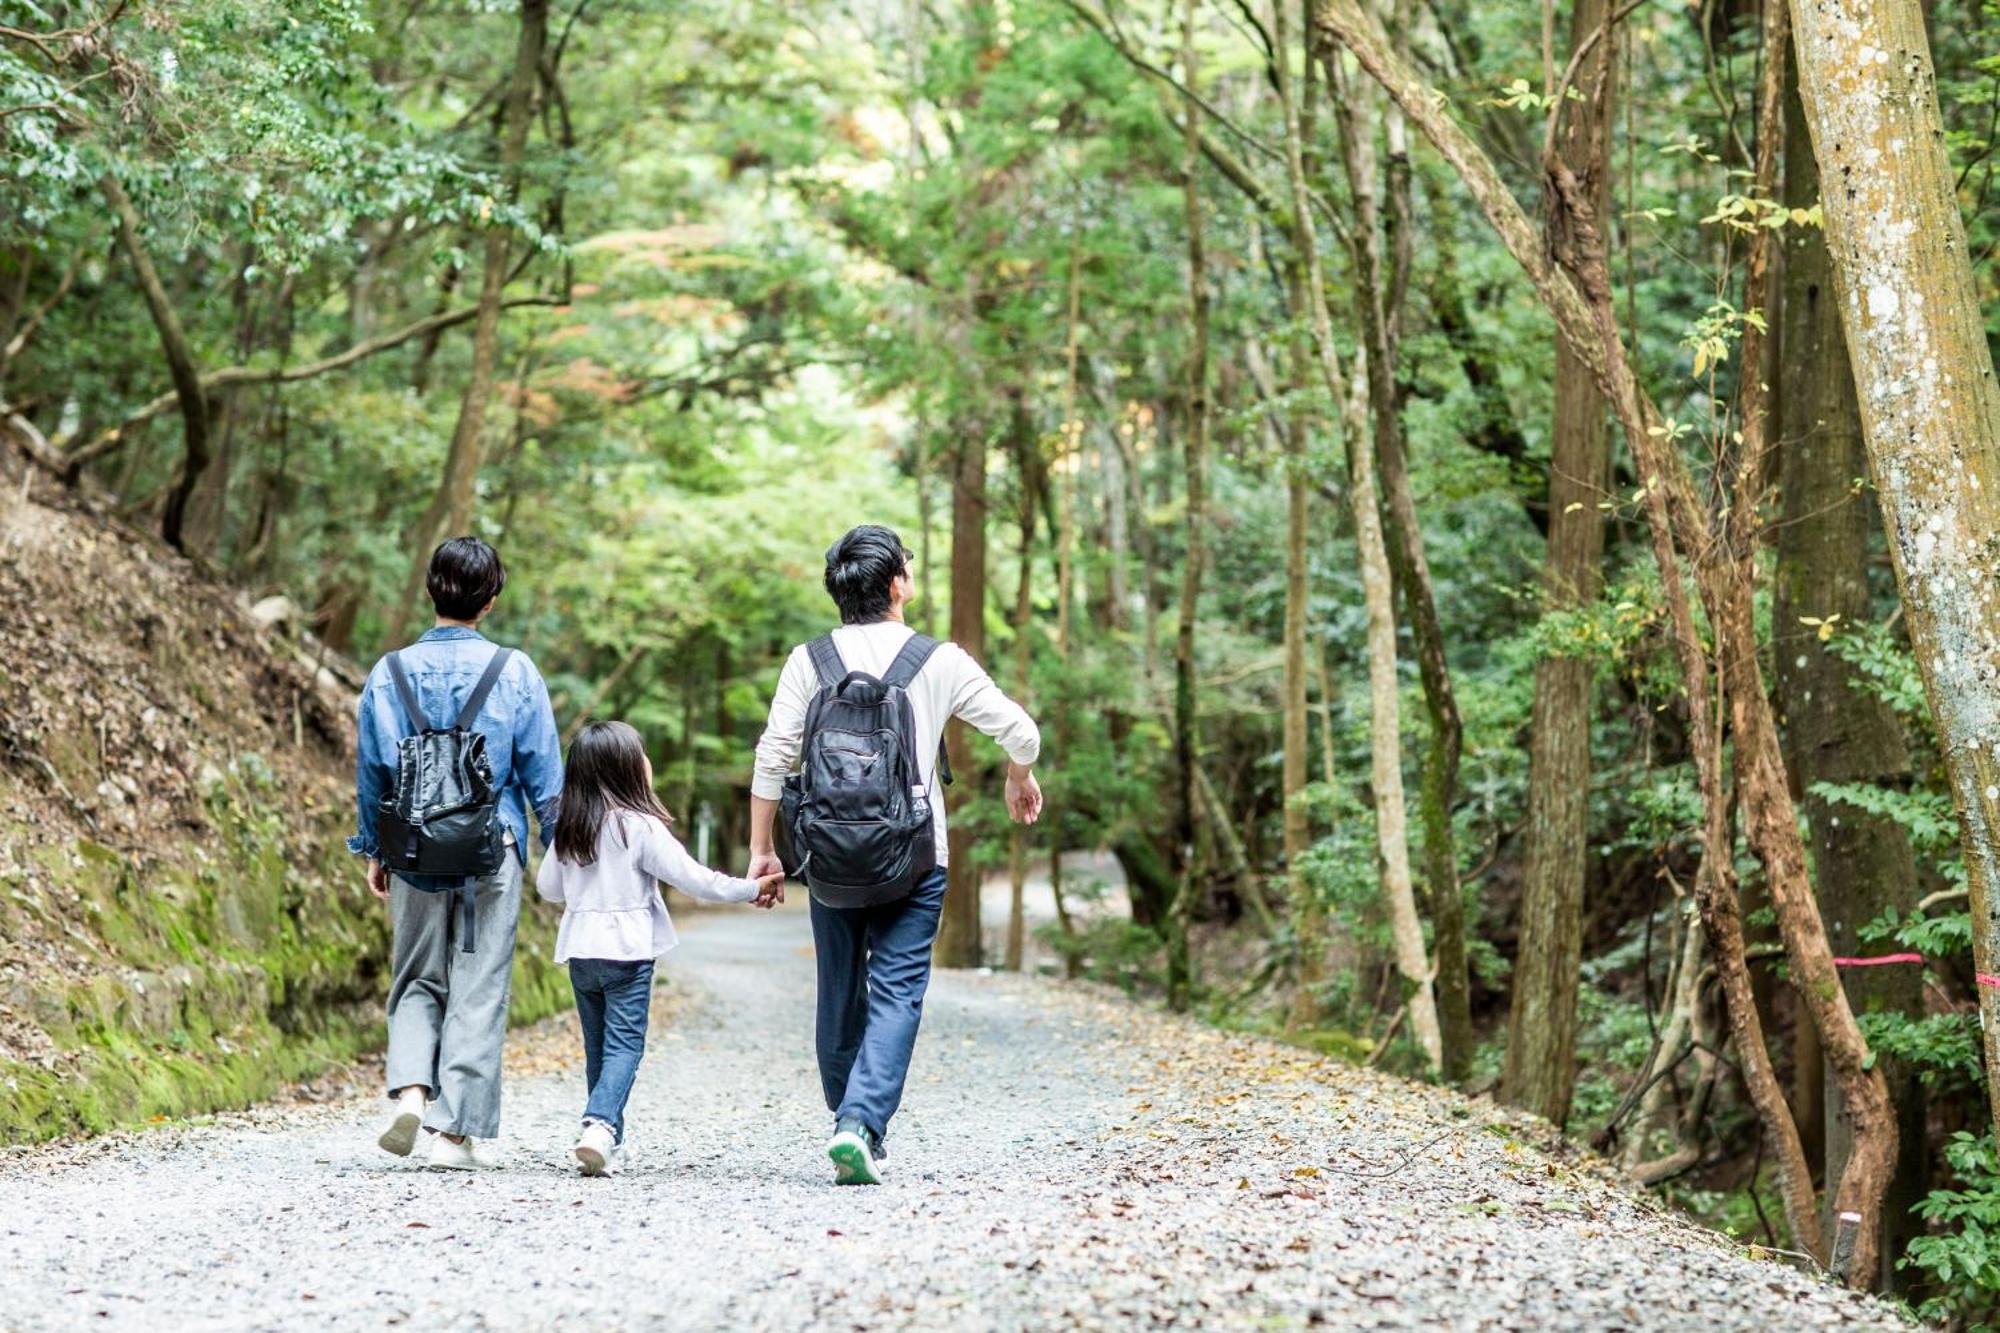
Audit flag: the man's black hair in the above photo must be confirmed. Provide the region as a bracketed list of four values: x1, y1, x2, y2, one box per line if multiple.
[427, 536, 507, 621]
[824, 524, 911, 625]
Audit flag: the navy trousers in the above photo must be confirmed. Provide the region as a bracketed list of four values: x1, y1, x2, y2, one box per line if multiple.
[809, 867, 948, 1141]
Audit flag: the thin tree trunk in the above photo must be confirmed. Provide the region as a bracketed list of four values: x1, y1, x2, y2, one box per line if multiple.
[1280, 2, 1439, 1071]
[1196, 762, 1277, 934]
[1619, 901, 1705, 1172]
[1313, 649, 1340, 790]
[1790, 0, 2000, 1159]
[1501, 0, 1614, 1127]
[936, 410, 991, 969]
[100, 173, 210, 553]
[1048, 247, 1084, 973]
[1005, 414, 1040, 973]
[410, 259, 463, 395]
[391, 0, 549, 641]
[1272, 28, 1322, 1030]
[1326, 44, 1472, 1082]
[1281, 263, 1319, 1024]
[562, 643, 647, 745]
[1166, 0, 1209, 1014]
[916, 432, 937, 637]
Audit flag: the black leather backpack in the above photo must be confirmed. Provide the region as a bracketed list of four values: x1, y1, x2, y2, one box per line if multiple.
[777, 633, 950, 909]
[373, 646, 513, 948]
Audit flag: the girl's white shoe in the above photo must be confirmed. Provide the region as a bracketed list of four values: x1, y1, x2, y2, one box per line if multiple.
[573, 1122, 617, 1177]
[377, 1089, 427, 1158]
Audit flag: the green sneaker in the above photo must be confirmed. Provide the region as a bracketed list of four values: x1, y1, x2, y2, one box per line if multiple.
[827, 1118, 882, 1186]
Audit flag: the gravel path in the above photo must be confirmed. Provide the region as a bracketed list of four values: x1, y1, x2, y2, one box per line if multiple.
[1, 907, 1913, 1331]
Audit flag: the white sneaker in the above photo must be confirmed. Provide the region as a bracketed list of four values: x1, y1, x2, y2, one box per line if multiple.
[377, 1089, 427, 1158]
[426, 1133, 483, 1171]
[573, 1121, 617, 1177]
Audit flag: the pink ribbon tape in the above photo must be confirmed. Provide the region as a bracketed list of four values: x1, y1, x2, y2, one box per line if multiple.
[1830, 952, 1924, 967]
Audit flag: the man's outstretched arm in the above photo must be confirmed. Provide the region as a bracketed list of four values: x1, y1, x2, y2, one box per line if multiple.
[946, 645, 1043, 824]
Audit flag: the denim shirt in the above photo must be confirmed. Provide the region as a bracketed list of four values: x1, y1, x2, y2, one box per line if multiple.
[349, 626, 564, 888]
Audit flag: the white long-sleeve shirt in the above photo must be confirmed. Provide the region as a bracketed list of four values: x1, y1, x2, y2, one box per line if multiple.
[751, 621, 1041, 866]
[535, 811, 756, 962]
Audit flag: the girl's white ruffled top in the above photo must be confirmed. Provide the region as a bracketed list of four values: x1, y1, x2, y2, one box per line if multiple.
[535, 812, 756, 962]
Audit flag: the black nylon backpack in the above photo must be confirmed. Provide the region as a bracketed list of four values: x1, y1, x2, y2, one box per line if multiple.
[373, 646, 514, 949]
[777, 632, 951, 909]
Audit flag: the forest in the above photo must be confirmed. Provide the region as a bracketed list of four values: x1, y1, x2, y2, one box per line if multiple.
[3, 0, 1999, 1321]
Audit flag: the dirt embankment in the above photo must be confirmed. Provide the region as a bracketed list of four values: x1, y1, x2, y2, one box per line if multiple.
[0, 474, 565, 1143]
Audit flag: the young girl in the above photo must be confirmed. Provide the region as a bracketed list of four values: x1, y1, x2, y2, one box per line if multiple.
[536, 720, 782, 1176]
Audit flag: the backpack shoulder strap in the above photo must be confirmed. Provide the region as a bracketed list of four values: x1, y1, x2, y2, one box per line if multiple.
[806, 635, 845, 691]
[382, 652, 428, 731]
[883, 634, 954, 787]
[882, 633, 941, 690]
[455, 646, 515, 730]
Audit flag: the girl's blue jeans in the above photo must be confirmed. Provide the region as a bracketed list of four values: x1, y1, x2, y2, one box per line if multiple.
[569, 957, 654, 1143]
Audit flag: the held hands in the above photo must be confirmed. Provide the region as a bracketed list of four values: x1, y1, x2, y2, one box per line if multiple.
[751, 871, 786, 909]
[367, 857, 391, 901]
[748, 853, 786, 909]
[1005, 765, 1043, 825]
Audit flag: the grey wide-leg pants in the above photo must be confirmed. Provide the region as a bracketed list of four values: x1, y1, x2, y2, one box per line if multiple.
[383, 858, 522, 1139]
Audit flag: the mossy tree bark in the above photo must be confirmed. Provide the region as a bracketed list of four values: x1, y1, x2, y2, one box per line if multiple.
[1788, 0, 2000, 1150]
[1772, 38, 1927, 1287]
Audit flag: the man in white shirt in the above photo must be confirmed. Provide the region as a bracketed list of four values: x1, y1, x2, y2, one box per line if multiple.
[748, 524, 1042, 1185]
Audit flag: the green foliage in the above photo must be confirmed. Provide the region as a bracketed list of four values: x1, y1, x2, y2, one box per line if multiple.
[1860, 1011, 1983, 1093]
[1905, 1133, 2000, 1327]
[1825, 621, 1936, 728]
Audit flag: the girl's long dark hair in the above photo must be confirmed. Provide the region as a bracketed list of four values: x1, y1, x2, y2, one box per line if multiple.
[552, 721, 673, 867]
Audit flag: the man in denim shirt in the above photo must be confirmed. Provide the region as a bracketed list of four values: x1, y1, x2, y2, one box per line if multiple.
[350, 537, 563, 1168]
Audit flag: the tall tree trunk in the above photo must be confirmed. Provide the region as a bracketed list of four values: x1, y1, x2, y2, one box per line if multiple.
[1005, 409, 1041, 974]
[1280, 20, 1321, 1030]
[1501, 0, 1615, 1126]
[916, 433, 938, 637]
[1281, 271, 1319, 1022]
[100, 173, 210, 554]
[1327, 44, 1473, 1082]
[936, 415, 991, 969]
[1772, 39, 1928, 1286]
[1048, 247, 1085, 973]
[1279, 2, 1440, 1070]
[391, 0, 549, 641]
[1311, 0, 1896, 1277]
[1167, 0, 1210, 1014]
[1790, 0, 2000, 1156]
